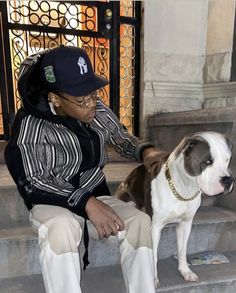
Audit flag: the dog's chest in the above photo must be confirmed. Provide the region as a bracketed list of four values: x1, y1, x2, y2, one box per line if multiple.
[150, 172, 201, 224]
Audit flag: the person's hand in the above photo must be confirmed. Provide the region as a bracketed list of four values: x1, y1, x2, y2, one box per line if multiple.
[85, 196, 125, 239]
[142, 147, 168, 171]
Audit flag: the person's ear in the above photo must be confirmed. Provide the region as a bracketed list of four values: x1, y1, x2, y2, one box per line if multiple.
[48, 92, 61, 107]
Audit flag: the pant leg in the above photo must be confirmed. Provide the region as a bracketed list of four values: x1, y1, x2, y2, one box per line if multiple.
[97, 196, 156, 293]
[30, 197, 156, 293]
[30, 205, 83, 293]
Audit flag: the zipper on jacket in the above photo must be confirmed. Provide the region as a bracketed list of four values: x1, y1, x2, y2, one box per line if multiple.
[81, 124, 95, 166]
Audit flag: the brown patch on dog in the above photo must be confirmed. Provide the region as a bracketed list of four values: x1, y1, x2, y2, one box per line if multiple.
[149, 153, 169, 179]
[115, 153, 169, 217]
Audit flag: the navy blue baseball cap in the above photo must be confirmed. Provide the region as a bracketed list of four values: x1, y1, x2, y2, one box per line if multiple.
[41, 46, 109, 96]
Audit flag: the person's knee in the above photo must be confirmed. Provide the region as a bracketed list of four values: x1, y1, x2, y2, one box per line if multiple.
[126, 211, 152, 249]
[39, 215, 82, 255]
[137, 211, 152, 235]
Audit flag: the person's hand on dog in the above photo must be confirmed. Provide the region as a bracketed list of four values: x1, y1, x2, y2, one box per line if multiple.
[85, 196, 125, 239]
[142, 147, 168, 171]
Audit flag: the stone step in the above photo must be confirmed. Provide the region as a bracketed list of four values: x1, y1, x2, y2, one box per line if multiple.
[1, 206, 236, 279]
[0, 223, 121, 279]
[0, 162, 140, 225]
[0, 265, 125, 293]
[0, 186, 217, 227]
[1, 251, 236, 293]
[156, 250, 236, 293]
[0, 163, 218, 227]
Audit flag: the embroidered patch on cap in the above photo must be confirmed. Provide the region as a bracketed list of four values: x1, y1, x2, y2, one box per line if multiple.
[44, 65, 56, 83]
[77, 57, 88, 75]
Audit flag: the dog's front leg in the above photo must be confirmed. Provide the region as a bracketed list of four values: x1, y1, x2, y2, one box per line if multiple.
[176, 220, 199, 282]
[151, 219, 162, 287]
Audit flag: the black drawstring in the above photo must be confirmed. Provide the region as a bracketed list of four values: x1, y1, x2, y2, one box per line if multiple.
[83, 219, 90, 270]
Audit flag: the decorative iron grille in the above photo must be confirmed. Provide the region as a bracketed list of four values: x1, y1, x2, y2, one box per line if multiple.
[7, 1, 110, 110]
[0, 0, 141, 139]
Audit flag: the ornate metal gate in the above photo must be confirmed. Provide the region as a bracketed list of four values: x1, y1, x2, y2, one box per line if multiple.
[0, 0, 141, 140]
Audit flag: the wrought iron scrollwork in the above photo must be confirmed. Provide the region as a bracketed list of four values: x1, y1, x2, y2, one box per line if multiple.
[1, 0, 140, 137]
[7, 1, 110, 110]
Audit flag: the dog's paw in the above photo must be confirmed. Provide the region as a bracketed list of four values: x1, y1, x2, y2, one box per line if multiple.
[154, 277, 160, 288]
[182, 270, 199, 282]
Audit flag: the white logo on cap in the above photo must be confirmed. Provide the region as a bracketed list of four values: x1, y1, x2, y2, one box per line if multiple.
[77, 57, 88, 75]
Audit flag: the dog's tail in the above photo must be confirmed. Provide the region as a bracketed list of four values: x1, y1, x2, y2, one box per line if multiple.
[149, 152, 170, 179]
[115, 164, 147, 209]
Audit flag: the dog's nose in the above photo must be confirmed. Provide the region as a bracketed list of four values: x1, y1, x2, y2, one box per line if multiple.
[221, 176, 234, 190]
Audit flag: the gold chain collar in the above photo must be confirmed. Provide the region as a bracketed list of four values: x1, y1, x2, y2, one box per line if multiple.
[165, 159, 201, 201]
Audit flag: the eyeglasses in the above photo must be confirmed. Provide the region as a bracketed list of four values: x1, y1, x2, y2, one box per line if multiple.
[57, 91, 99, 109]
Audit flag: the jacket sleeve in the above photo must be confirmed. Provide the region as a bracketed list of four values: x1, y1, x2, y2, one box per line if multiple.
[101, 102, 154, 162]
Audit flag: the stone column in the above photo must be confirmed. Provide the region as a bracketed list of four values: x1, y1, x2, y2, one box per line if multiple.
[140, 0, 236, 136]
[203, 0, 236, 108]
[142, 0, 208, 120]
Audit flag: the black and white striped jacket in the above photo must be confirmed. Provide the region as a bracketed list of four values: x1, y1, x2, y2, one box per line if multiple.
[5, 100, 152, 218]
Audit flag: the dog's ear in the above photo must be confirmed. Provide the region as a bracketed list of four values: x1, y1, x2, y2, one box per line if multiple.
[226, 137, 233, 152]
[174, 135, 212, 176]
[184, 138, 204, 158]
[174, 136, 196, 158]
[184, 136, 212, 176]
[174, 136, 207, 157]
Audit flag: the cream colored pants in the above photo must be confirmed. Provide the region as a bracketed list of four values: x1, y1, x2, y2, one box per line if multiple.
[30, 196, 156, 293]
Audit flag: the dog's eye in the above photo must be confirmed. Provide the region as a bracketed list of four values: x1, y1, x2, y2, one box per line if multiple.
[200, 159, 213, 172]
[205, 159, 213, 165]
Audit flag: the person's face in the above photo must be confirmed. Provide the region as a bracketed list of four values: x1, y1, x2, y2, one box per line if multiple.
[48, 91, 98, 123]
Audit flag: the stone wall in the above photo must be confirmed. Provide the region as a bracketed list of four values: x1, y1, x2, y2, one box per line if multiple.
[140, 0, 236, 137]
[203, 82, 236, 108]
[204, 0, 235, 83]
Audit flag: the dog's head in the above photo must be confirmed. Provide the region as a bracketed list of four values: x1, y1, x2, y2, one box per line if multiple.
[174, 131, 234, 196]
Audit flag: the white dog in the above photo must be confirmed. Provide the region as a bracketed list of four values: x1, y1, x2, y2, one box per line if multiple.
[115, 131, 234, 285]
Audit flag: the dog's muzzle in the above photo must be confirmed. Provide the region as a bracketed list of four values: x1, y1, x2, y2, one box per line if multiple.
[220, 175, 235, 193]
